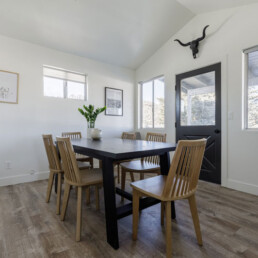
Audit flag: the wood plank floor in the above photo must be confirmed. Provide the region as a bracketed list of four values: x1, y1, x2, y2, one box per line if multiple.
[0, 174, 258, 258]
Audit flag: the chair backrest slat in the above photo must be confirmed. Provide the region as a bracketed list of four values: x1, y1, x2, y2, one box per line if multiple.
[144, 132, 166, 164]
[56, 137, 82, 184]
[62, 132, 82, 139]
[42, 135, 61, 171]
[121, 132, 136, 140]
[176, 146, 190, 197]
[162, 139, 206, 199]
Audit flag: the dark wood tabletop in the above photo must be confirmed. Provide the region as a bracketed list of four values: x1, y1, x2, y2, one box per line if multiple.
[71, 138, 177, 160]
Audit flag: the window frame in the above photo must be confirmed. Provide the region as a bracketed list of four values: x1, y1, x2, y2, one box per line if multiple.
[139, 75, 165, 129]
[43, 66, 88, 101]
[243, 46, 258, 131]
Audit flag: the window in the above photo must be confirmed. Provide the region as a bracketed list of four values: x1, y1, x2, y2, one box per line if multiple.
[180, 71, 215, 126]
[43, 66, 87, 100]
[243, 47, 258, 129]
[140, 76, 165, 128]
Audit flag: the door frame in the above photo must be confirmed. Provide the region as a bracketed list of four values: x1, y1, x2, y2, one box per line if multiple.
[175, 62, 221, 184]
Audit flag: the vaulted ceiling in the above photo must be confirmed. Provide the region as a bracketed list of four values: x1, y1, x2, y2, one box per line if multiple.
[0, 0, 193, 69]
[1, 0, 258, 69]
[177, 0, 258, 14]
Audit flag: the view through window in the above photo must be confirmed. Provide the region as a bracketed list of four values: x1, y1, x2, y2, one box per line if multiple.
[140, 76, 165, 128]
[180, 71, 216, 126]
[43, 66, 87, 100]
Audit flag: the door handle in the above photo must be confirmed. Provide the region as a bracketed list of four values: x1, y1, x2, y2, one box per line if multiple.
[214, 129, 221, 134]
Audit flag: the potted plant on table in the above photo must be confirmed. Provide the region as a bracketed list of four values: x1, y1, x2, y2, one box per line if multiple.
[78, 104, 106, 139]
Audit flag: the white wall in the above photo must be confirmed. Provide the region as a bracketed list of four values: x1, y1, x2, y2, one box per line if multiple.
[136, 4, 258, 195]
[0, 35, 135, 186]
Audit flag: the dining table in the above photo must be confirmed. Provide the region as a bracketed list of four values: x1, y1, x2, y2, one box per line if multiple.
[57, 137, 177, 250]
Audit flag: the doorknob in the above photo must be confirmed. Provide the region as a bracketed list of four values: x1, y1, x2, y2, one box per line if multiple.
[214, 129, 221, 134]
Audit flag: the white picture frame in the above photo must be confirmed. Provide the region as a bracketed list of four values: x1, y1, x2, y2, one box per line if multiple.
[0, 70, 19, 104]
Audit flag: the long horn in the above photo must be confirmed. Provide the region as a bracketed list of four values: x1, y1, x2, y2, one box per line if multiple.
[196, 25, 209, 42]
[174, 39, 190, 47]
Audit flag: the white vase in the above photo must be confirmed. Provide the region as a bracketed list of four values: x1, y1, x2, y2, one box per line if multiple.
[91, 128, 102, 140]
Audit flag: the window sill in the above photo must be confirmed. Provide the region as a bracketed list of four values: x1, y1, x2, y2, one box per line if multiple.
[242, 128, 258, 133]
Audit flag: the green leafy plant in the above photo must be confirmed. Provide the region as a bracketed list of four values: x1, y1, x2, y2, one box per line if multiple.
[78, 104, 106, 128]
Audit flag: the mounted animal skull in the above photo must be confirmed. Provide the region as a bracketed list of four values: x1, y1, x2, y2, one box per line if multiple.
[174, 25, 209, 59]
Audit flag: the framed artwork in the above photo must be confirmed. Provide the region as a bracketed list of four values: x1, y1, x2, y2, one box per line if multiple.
[105, 87, 123, 116]
[0, 70, 19, 104]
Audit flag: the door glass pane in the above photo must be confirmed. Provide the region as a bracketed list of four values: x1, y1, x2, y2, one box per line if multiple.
[180, 71, 215, 126]
[67, 81, 85, 100]
[154, 77, 165, 128]
[247, 51, 258, 128]
[142, 81, 153, 128]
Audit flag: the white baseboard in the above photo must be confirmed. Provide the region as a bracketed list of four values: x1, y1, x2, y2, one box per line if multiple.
[1, 170, 257, 197]
[227, 178, 258, 196]
[0, 171, 49, 187]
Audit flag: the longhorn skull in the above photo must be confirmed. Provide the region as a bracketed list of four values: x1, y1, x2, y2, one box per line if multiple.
[174, 25, 209, 59]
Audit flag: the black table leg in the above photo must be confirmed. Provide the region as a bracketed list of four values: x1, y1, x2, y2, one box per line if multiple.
[102, 157, 119, 249]
[54, 173, 58, 193]
[160, 152, 176, 219]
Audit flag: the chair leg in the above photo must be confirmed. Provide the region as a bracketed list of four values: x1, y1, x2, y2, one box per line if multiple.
[188, 194, 203, 246]
[117, 165, 120, 184]
[130, 172, 135, 182]
[46, 171, 54, 203]
[95, 185, 100, 210]
[140, 173, 144, 180]
[161, 201, 165, 226]
[86, 187, 90, 205]
[165, 201, 172, 258]
[56, 172, 62, 215]
[121, 168, 126, 202]
[132, 189, 140, 241]
[60, 183, 71, 221]
[76, 186, 82, 241]
[90, 157, 94, 168]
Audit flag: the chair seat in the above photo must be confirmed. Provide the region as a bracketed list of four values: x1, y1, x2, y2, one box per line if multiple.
[76, 153, 91, 161]
[114, 159, 135, 166]
[131, 175, 166, 200]
[120, 160, 160, 172]
[131, 175, 195, 201]
[78, 168, 103, 186]
[59, 161, 90, 172]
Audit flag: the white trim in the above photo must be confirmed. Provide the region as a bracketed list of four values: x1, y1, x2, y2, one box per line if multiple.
[242, 128, 258, 133]
[221, 56, 228, 188]
[0, 171, 49, 187]
[242, 51, 248, 129]
[243, 45, 258, 54]
[242, 47, 258, 130]
[227, 178, 258, 196]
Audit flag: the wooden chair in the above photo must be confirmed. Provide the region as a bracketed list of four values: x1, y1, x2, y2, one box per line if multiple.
[120, 132, 166, 200]
[121, 132, 136, 140]
[114, 132, 136, 183]
[61, 132, 94, 168]
[42, 135, 90, 215]
[131, 139, 207, 257]
[56, 137, 103, 241]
